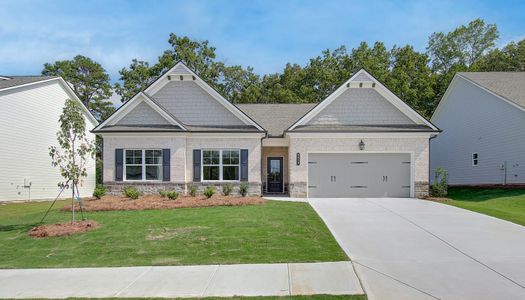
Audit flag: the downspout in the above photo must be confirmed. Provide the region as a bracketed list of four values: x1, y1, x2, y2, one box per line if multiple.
[260, 131, 268, 195]
[428, 133, 439, 190]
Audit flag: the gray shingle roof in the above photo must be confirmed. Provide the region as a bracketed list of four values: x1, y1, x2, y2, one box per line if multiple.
[236, 103, 317, 137]
[292, 124, 435, 132]
[459, 72, 525, 109]
[0, 76, 57, 90]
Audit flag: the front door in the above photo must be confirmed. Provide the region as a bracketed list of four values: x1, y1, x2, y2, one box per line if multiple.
[267, 157, 283, 193]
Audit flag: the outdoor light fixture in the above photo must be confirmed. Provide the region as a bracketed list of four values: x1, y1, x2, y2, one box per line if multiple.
[359, 140, 365, 151]
[296, 153, 300, 165]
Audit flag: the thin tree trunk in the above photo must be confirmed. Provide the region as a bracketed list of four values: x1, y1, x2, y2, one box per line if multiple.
[72, 187, 75, 223]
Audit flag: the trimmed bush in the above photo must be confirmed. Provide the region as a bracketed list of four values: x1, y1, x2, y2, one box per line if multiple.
[222, 184, 233, 196]
[203, 187, 215, 199]
[93, 185, 107, 199]
[123, 186, 141, 200]
[239, 183, 249, 197]
[167, 191, 179, 200]
[430, 167, 448, 197]
[158, 189, 168, 198]
[188, 185, 197, 197]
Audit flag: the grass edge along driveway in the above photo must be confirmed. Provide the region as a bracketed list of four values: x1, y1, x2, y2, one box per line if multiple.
[443, 187, 525, 226]
[0, 200, 348, 268]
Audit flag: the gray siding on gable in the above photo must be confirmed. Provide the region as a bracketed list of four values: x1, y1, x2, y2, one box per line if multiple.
[152, 81, 245, 126]
[308, 88, 415, 125]
[115, 101, 170, 125]
[353, 72, 373, 81]
[431, 77, 525, 185]
[172, 64, 191, 75]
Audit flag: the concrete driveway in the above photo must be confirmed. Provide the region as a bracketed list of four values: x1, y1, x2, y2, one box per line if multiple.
[309, 198, 525, 300]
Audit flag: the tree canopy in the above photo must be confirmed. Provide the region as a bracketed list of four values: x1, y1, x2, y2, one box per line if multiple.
[42, 55, 114, 121]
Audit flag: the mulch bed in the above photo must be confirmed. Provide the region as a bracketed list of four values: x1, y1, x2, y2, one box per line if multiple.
[423, 196, 451, 202]
[28, 220, 99, 238]
[61, 194, 265, 212]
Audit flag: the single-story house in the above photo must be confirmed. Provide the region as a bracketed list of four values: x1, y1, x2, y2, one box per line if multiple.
[94, 62, 439, 198]
[0, 75, 98, 201]
[430, 72, 525, 186]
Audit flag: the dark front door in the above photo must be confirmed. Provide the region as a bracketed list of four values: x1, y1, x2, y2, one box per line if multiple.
[267, 157, 283, 193]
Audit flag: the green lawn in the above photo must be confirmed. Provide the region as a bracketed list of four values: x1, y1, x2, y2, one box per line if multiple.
[0, 200, 347, 268]
[445, 187, 525, 226]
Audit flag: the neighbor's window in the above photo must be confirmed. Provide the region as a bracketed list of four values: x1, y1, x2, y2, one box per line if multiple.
[472, 153, 479, 166]
[202, 149, 240, 181]
[125, 149, 162, 180]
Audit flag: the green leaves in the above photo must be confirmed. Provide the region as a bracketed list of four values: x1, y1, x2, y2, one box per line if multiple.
[42, 55, 114, 121]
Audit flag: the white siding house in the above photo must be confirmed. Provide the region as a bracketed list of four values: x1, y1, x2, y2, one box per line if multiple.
[0, 76, 98, 201]
[430, 72, 525, 185]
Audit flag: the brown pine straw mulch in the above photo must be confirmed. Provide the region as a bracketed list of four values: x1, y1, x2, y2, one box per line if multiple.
[28, 220, 99, 238]
[61, 194, 266, 212]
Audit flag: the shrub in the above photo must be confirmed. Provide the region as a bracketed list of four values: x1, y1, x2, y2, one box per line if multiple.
[92, 185, 107, 199]
[167, 191, 179, 200]
[158, 189, 168, 198]
[222, 184, 233, 196]
[430, 167, 448, 197]
[239, 183, 249, 197]
[123, 186, 141, 200]
[203, 186, 215, 198]
[188, 185, 197, 197]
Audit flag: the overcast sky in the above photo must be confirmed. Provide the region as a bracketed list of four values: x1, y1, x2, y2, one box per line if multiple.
[1, 0, 524, 82]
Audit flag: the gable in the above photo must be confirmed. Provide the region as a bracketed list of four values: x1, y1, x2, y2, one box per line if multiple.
[307, 88, 414, 125]
[115, 101, 170, 126]
[151, 80, 246, 126]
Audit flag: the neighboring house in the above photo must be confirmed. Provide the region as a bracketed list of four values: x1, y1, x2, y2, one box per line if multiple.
[94, 62, 438, 198]
[431, 72, 525, 186]
[0, 76, 98, 201]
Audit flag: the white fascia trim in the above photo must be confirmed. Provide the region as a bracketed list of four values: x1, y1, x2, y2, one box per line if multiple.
[0, 77, 58, 93]
[57, 78, 99, 126]
[288, 69, 438, 131]
[96, 92, 187, 130]
[458, 74, 525, 114]
[286, 131, 436, 139]
[144, 61, 265, 131]
[430, 74, 459, 122]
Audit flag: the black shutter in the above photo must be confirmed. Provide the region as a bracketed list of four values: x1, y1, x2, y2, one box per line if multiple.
[240, 149, 248, 182]
[162, 149, 170, 182]
[193, 149, 201, 182]
[115, 149, 123, 181]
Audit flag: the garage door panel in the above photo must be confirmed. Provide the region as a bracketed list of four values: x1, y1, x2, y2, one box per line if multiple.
[308, 153, 410, 198]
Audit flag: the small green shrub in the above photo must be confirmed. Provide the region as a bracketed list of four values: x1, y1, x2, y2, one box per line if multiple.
[222, 184, 233, 196]
[239, 183, 249, 197]
[430, 167, 448, 197]
[93, 185, 107, 199]
[123, 186, 141, 200]
[158, 189, 168, 197]
[167, 191, 179, 200]
[188, 185, 197, 197]
[203, 186, 215, 199]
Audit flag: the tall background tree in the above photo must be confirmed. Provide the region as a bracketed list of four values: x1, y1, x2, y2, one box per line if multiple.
[42, 55, 114, 121]
[112, 18, 522, 119]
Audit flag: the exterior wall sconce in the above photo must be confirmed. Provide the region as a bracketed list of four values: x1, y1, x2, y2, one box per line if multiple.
[296, 153, 300, 166]
[359, 140, 365, 151]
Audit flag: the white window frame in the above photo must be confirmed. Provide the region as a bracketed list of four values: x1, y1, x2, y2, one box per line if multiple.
[201, 149, 240, 182]
[124, 149, 163, 181]
[472, 152, 479, 166]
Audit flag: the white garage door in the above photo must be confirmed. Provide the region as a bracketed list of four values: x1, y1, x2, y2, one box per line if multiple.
[308, 153, 411, 198]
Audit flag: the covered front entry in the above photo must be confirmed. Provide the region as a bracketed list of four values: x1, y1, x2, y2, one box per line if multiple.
[308, 153, 411, 198]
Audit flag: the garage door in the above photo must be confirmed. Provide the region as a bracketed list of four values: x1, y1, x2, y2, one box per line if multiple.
[308, 153, 411, 198]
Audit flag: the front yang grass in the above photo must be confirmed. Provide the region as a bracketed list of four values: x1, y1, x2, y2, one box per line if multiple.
[0, 200, 347, 268]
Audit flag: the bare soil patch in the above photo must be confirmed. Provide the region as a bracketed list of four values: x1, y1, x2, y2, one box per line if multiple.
[28, 220, 99, 238]
[62, 194, 265, 212]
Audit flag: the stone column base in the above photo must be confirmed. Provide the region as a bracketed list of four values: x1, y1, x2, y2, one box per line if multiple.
[415, 181, 429, 198]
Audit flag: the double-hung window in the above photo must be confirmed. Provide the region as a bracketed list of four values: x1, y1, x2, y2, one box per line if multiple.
[124, 149, 162, 181]
[202, 149, 240, 181]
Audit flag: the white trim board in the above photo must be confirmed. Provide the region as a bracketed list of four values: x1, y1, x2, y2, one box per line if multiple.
[144, 61, 265, 131]
[288, 69, 438, 132]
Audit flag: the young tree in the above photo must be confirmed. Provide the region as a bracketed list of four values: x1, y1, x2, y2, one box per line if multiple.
[43, 55, 115, 121]
[49, 99, 96, 222]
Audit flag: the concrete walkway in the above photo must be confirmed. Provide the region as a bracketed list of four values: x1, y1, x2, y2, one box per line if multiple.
[309, 198, 525, 300]
[0, 261, 363, 298]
